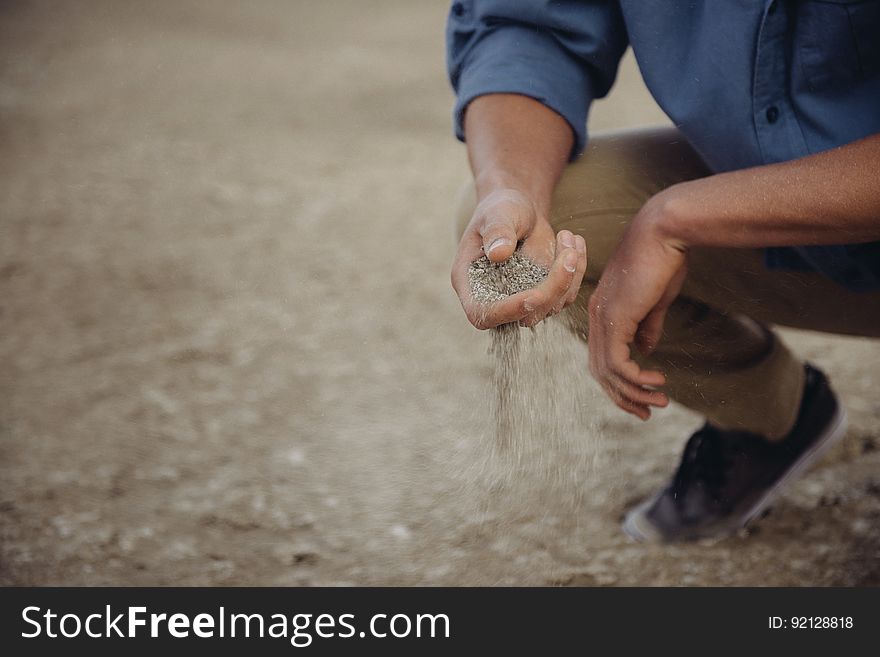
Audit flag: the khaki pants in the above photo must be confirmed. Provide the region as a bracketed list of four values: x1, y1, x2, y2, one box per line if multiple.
[456, 127, 880, 439]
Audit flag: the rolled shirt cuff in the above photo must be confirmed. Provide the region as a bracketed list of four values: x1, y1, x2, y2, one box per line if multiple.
[452, 25, 595, 160]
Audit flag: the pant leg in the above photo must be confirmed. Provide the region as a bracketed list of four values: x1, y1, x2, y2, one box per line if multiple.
[454, 127, 880, 439]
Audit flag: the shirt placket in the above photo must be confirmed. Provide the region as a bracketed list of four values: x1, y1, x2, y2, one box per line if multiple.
[752, 0, 809, 164]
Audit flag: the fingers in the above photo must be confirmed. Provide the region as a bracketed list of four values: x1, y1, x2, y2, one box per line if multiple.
[609, 371, 668, 408]
[635, 305, 667, 356]
[593, 365, 667, 421]
[568, 235, 587, 302]
[595, 336, 665, 387]
[464, 241, 579, 329]
[614, 350, 667, 389]
[450, 231, 488, 299]
[590, 352, 667, 409]
[519, 230, 587, 324]
[588, 303, 668, 420]
[606, 387, 652, 421]
[590, 359, 655, 421]
[518, 241, 579, 327]
[580, 221, 688, 421]
[468, 293, 533, 330]
[456, 217, 587, 329]
[635, 259, 686, 355]
[546, 231, 588, 317]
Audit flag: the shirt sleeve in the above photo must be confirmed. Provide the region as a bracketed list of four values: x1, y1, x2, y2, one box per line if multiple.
[446, 0, 628, 159]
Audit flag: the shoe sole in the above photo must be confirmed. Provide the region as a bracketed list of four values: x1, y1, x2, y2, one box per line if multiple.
[622, 404, 849, 543]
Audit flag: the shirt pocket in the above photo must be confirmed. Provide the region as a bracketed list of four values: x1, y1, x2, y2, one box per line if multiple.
[795, 0, 880, 91]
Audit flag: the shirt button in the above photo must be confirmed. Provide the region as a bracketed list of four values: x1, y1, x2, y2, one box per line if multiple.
[765, 106, 780, 124]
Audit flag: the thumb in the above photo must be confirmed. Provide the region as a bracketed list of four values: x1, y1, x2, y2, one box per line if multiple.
[479, 220, 518, 263]
[635, 260, 687, 356]
[635, 305, 669, 356]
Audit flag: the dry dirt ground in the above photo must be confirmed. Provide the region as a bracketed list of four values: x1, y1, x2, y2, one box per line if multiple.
[2, 0, 879, 586]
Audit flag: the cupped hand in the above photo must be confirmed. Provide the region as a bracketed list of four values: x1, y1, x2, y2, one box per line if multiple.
[451, 189, 587, 329]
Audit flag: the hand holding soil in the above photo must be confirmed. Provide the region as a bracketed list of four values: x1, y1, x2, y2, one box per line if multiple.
[451, 188, 586, 329]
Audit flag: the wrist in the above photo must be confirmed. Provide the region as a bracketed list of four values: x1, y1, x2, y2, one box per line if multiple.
[641, 184, 693, 252]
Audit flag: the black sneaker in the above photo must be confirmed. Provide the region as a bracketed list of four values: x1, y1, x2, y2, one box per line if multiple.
[622, 364, 847, 543]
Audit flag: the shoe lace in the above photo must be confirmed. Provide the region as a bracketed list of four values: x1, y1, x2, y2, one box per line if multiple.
[670, 425, 731, 504]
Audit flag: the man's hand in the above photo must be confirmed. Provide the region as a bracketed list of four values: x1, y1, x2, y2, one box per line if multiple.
[587, 132, 880, 420]
[452, 188, 587, 329]
[456, 94, 581, 329]
[587, 199, 685, 420]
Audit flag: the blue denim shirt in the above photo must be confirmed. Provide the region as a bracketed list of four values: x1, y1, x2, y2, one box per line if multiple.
[446, 0, 880, 291]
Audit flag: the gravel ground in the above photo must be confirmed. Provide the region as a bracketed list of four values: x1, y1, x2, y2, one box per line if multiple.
[2, 0, 879, 586]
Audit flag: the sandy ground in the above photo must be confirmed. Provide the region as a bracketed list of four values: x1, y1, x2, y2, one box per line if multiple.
[2, 0, 879, 586]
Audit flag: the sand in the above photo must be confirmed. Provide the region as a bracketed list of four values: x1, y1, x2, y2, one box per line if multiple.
[466, 250, 606, 514]
[468, 250, 550, 304]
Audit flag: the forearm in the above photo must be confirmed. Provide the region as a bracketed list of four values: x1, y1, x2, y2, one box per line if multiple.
[452, 93, 587, 329]
[464, 94, 573, 215]
[656, 133, 880, 249]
